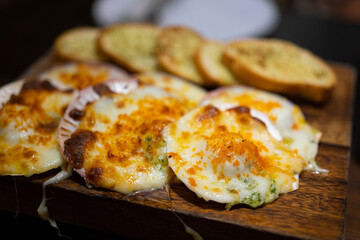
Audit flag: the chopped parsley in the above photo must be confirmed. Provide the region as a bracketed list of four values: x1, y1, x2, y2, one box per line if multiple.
[242, 192, 264, 208]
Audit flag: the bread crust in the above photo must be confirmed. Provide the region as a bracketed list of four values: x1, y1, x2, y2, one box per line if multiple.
[195, 41, 237, 86]
[156, 26, 208, 85]
[55, 27, 106, 62]
[98, 23, 160, 73]
[222, 39, 337, 102]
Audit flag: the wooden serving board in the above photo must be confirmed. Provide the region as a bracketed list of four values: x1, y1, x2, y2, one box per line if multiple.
[0, 52, 356, 240]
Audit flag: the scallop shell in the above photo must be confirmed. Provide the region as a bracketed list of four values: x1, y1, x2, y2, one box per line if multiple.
[0, 79, 24, 108]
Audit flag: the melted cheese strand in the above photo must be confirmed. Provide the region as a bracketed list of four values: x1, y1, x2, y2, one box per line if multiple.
[292, 174, 299, 191]
[37, 165, 72, 228]
[304, 164, 329, 174]
[165, 185, 203, 240]
[117, 186, 203, 240]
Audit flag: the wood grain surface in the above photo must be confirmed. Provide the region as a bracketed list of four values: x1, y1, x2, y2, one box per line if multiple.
[300, 62, 355, 148]
[0, 52, 355, 240]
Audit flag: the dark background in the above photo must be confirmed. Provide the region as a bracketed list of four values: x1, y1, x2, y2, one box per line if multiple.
[0, 0, 359, 239]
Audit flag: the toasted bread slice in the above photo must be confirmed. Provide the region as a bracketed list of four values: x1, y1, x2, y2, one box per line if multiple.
[55, 27, 106, 62]
[156, 26, 207, 85]
[222, 39, 337, 102]
[195, 41, 237, 86]
[98, 23, 160, 73]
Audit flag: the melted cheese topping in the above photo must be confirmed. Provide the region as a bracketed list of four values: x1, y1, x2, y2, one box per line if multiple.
[137, 72, 207, 109]
[64, 85, 189, 194]
[201, 86, 321, 170]
[164, 105, 305, 208]
[40, 62, 126, 90]
[0, 87, 74, 176]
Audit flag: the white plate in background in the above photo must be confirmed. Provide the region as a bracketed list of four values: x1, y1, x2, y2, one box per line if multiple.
[92, 0, 280, 40]
[156, 0, 280, 40]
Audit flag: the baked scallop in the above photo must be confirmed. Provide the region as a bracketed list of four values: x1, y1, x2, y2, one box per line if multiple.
[164, 104, 305, 208]
[0, 62, 126, 177]
[58, 78, 192, 194]
[0, 79, 74, 176]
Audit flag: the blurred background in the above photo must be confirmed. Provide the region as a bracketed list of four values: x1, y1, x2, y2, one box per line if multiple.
[0, 0, 359, 239]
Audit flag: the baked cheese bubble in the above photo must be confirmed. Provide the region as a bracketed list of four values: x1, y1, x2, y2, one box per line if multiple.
[59, 78, 191, 194]
[164, 105, 306, 208]
[200, 86, 322, 171]
[0, 80, 74, 176]
[136, 72, 207, 109]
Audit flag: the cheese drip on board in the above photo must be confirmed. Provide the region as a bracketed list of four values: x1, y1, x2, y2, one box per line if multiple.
[59, 78, 191, 194]
[164, 185, 203, 240]
[164, 105, 305, 208]
[37, 165, 72, 229]
[200, 85, 323, 171]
